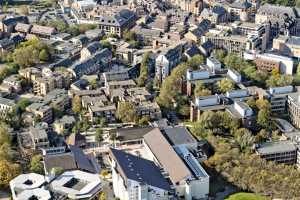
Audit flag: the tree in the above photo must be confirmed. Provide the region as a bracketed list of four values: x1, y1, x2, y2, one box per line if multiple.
[100, 169, 109, 179]
[234, 128, 254, 151]
[257, 109, 271, 129]
[39, 49, 50, 62]
[72, 96, 82, 114]
[213, 49, 227, 63]
[216, 79, 234, 93]
[50, 167, 64, 176]
[138, 116, 150, 125]
[95, 128, 103, 143]
[256, 99, 270, 110]
[0, 123, 11, 147]
[137, 52, 150, 87]
[30, 154, 44, 174]
[116, 102, 137, 123]
[194, 81, 211, 97]
[19, 5, 29, 15]
[99, 192, 107, 200]
[187, 55, 204, 69]
[0, 159, 21, 189]
[224, 53, 243, 72]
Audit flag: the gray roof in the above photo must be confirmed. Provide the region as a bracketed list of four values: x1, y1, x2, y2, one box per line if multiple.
[256, 141, 297, 155]
[163, 127, 197, 146]
[143, 128, 191, 184]
[69, 145, 95, 173]
[116, 127, 154, 141]
[110, 148, 171, 191]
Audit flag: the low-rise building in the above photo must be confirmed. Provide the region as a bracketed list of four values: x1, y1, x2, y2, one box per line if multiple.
[0, 97, 15, 119]
[256, 141, 297, 164]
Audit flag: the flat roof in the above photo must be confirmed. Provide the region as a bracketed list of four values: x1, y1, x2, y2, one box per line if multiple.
[10, 173, 46, 191]
[50, 170, 101, 199]
[163, 127, 197, 146]
[256, 141, 297, 155]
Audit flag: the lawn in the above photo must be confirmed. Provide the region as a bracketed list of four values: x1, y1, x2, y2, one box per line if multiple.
[225, 192, 268, 200]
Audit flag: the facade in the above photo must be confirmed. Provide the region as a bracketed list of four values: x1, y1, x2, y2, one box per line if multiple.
[0, 97, 15, 119]
[287, 93, 300, 128]
[109, 148, 172, 200]
[255, 53, 294, 74]
[256, 141, 297, 164]
[143, 128, 209, 200]
[272, 36, 300, 59]
[10, 173, 50, 200]
[155, 43, 184, 82]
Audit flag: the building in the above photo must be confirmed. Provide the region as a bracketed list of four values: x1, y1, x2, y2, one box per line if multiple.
[26, 103, 53, 124]
[255, 4, 300, 38]
[155, 43, 184, 82]
[268, 86, 294, 114]
[87, 8, 136, 37]
[206, 57, 221, 73]
[287, 93, 300, 128]
[199, 6, 228, 24]
[143, 128, 209, 200]
[68, 48, 112, 78]
[49, 170, 102, 199]
[0, 16, 28, 33]
[169, 0, 203, 15]
[256, 141, 297, 164]
[29, 126, 50, 150]
[109, 148, 172, 200]
[272, 36, 300, 59]
[10, 173, 51, 200]
[254, 53, 294, 75]
[234, 101, 253, 118]
[227, 69, 241, 83]
[202, 29, 262, 56]
[227, 0, 252, 21]
[0, 97, 15, 119]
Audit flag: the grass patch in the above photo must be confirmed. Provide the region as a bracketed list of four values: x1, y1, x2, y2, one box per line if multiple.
[225, 193, 268, 200]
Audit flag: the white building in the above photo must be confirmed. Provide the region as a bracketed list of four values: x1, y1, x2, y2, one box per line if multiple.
[50, 170, 102, 199]
[234, 101, 253, 118]
[227, 69, 242, 83]
[206, 57, 221, 73]
[10, 173, 51, 200]
[109, 148, 172, 200]
[186, 69, 210, 81]
[0, 97, 15, 118]
[143, 128, 209, 200]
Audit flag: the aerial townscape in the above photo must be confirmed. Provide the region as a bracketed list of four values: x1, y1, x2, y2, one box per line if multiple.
[2, 0, 300, 199]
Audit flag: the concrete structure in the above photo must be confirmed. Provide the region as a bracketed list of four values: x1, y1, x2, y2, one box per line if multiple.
[50, 170, 102, 199]
[206, 57, 221, 73]
[256, 141, 297, 164]
[234, 101, 253, 118]
[10, 173, 50, 200]
[143, 128, 209, 200]
[227, 69, 241, 83]
[109, 148, 172, 200]
[186, 69, 210, 81]
[0, 97, 15, 119]
[155, 43, 184, 82]
[273, 36, 300, 59]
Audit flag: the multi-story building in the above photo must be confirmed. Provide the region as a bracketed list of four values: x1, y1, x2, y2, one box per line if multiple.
[287, 93, 300, 129]
[169, 0, 203, 15]
[227, 0, 252, 21]
[202, 29, 262, 56]
[256, 141, 297, 164]
[29, 126, 50, 150]
[155, 43, 184, 82]
[254, 53, 294, 74]
[0, 97, 15, 119]
[26, 103, 53, 124]
[109, 148, 172, 200]
[143, 128, 209, 200]
[87, 8, 136, 37]
[272, 36, 300, 59]
[267, 86, 294, 114]
[255, 4, 300, 39]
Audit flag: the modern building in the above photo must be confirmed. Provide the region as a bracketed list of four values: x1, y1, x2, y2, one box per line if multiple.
[49, 170, 102, 199]
[10, 173, 50, 200]
[155, 43, 184, 83]
[272, 36, 300, 59]
[109, 148, 172, 200]
[256, 141, 297, 164]
[143, 128, 209, 200]
[0, 97, 15, 119]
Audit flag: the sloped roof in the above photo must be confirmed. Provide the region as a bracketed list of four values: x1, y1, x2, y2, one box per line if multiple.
[143, 128, 191, 184]
[110, 148, 171, 191]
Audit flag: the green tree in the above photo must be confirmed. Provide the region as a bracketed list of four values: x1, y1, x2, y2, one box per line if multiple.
[213, 49, 227, 63]
[50, 167, 64, 176]
[30, 154, 44, 174]
[39, 49, 50, 62]
[216, 79, 234, 93]
[194, 81, 211, 97]
[187, 55, 204, 69]
[0, 159, 21, 189]
[19, 5, 29, 15]
[137, 52, 150, 86]
[95, 128, 103, 143]
[257, 109, 271, 129]
[234, 128, 254, 151]
[116, 102, 137, 123]
[72, 96, 82, 114]
[99, 192, 107, 200]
